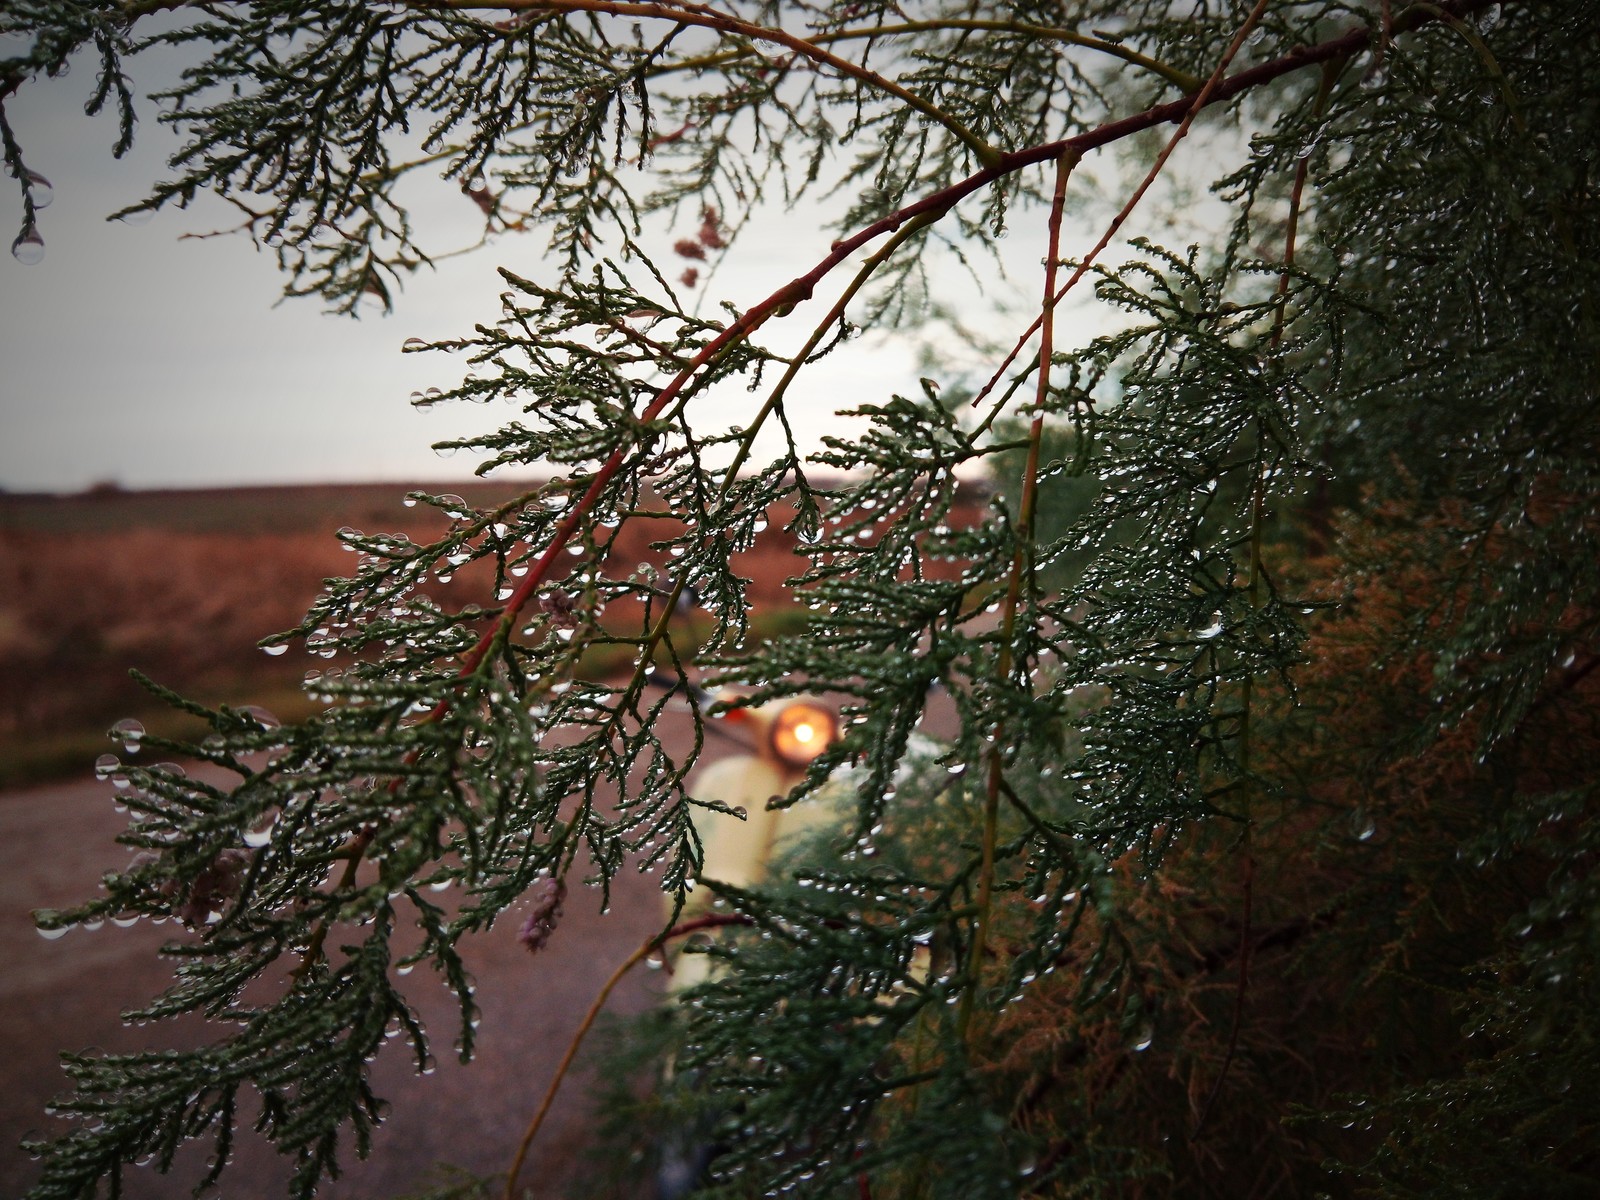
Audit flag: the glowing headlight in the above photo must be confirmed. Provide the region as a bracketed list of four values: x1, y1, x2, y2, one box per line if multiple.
[768, 701, 837, 770]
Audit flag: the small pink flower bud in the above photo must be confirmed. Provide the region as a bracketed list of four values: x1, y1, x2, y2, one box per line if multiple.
[177, 850, 249, 927]
[518, 876, 566, 954]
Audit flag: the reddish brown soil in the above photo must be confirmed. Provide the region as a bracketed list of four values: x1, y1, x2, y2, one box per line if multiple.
[0, 480, 983, 785]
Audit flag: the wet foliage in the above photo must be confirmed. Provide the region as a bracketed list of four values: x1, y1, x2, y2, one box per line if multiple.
[5, 1, 1598, 1197]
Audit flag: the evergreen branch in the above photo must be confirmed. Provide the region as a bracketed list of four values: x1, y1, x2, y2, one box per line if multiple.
[445, 0, 1004, 167]
[973, 0, 1291, 425]
[1191, 50, 1333, 1140]
[12, 1, 1588, 1195]
[1408, 0, 1528, 130]
[959, 145, 1078, 1045]
[601, 205, 953, 755]
[654, 18, 1201, 92]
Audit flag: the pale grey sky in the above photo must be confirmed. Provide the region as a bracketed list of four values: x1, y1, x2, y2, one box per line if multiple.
[0, 24, 1214, 495]
[0, 30, 955, 495]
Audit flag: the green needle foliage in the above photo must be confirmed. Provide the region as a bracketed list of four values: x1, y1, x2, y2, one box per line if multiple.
[5, 1, 1598, 1197]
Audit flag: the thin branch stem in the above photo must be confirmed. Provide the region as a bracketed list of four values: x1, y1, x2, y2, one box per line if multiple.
[502, 913, 750, 1200]
[971, 0, 1276, 429]
[660, 17, 1200, 91]
[1190, 47, 1333, 1142]
[957, 146, 1077, 1045]
[449, 0, 1003, 166]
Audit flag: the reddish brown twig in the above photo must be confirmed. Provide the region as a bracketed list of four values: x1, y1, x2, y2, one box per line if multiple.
[503, 912, 751, 1200]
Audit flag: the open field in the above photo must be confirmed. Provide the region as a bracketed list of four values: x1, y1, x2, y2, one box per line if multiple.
[1, 483, 510, 786]
[0, 480, 833, 788]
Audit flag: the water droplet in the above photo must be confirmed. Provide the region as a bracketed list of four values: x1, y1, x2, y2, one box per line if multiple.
[12, 224, 45, 265]
[25, 171, 53, 209]
[110, 718, 145, 753]
[262, 643, 288, 656]
[402, 337, 427, 351]
[244, 817, 276, 848]
[37, 925, 69, 941]
[1360, 60, 1388, 91]
[241, 705, 280, 730]
[402, 496, 418, 508]
[1475, 3, 1501, 32]
[731, 806, 748, 819]
[95, 753, 120, 781]
[1130, 1023, 1154, 1052]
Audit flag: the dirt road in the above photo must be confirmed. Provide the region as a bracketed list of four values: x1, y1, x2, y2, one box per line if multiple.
[0, 718, 728, 1200]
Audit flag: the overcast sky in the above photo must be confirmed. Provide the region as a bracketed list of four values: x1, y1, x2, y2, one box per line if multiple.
[0, 32, 968, 495]
[0, 26, 1216, 496]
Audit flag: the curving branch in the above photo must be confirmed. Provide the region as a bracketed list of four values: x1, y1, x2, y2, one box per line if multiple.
[280, 0, 1507, 967]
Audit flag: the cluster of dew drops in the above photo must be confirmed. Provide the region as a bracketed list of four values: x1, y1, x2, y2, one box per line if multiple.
[37, 718, 149, 941]
[38, 703, 281, 942]
[11, 171, 51, 264]
[11, 167, 154, 265]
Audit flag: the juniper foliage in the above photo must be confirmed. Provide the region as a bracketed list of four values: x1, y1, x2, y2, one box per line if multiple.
[5, 1, 1598, 1197]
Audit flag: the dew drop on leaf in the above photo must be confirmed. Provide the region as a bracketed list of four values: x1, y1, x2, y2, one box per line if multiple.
[110, 718, 145, 753]
[25, 171, 53, 209]
[241, 706, 280, 730]
[12, 224, 45, 265]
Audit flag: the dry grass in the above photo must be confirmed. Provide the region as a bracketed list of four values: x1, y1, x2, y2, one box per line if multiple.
[0, 479, 987, 788]
[0, 483, 515, 787]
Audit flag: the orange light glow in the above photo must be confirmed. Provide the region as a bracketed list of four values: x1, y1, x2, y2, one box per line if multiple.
[768, 702, 837, 770]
